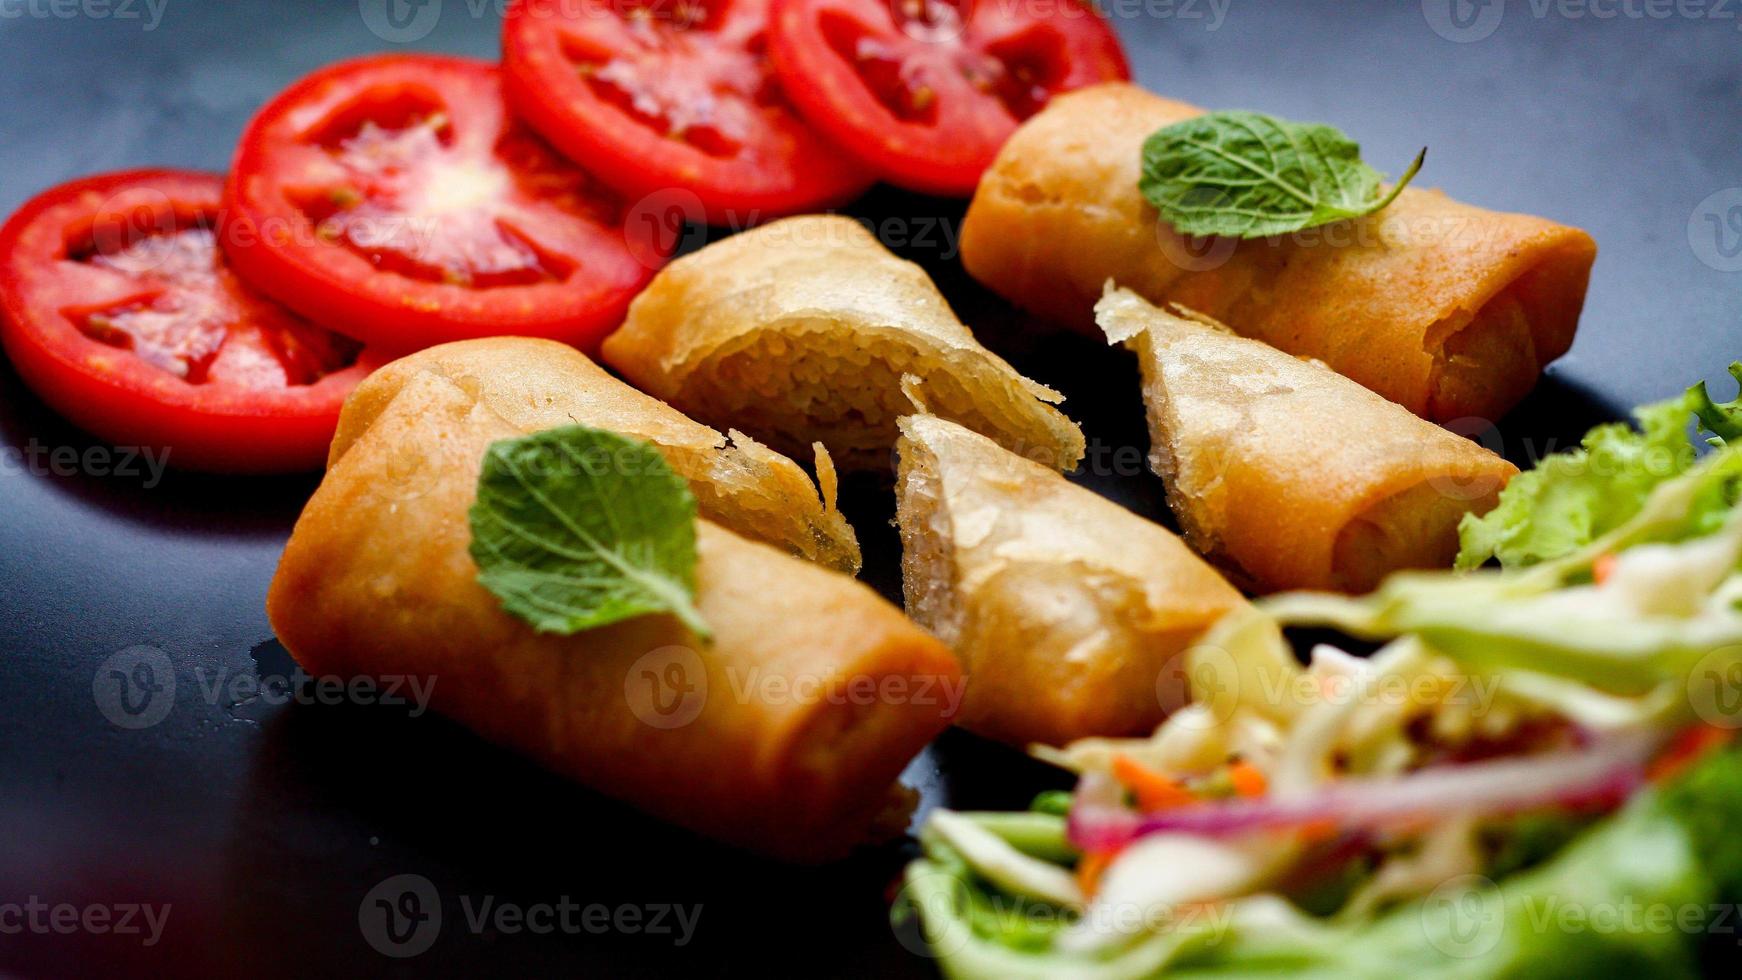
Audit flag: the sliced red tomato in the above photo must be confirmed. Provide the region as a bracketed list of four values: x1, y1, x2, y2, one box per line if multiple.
[223, 54, 656, 353]
[501, 0, 873, 224]
[0, 170, 380, 473]
[769, 0, 1129, 196]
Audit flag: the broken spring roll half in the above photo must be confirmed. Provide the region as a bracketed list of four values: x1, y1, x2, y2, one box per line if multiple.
[601, 215, 1085, 471]
[895, 413, 1246, 746]
[333, 337, 861, 573]
[268, 361, 961, 862]
[1100, 287, 1518, 594]
[962, 83, 1598, 422]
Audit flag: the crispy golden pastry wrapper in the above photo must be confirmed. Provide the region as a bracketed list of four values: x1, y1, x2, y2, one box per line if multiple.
[601, 215, 1085, 471]
[895, 413, 1246, 746]
[334, 337, 861, 573]
[268, 352, 961, 862]
[962, 83, 1598, 423]
[1100, 288, 1517, 594]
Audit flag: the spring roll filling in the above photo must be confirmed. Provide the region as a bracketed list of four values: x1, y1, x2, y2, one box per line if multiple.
[894, 430, 966, 645]
[1424, 237, 1593, 420]
[675, 321, 1081, 470]
[1330, 479, 1503, 593]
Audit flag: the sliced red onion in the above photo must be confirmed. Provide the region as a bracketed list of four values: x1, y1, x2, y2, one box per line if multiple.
[1068, 735, 1655, 853]
[1067, 770, 1137, 852]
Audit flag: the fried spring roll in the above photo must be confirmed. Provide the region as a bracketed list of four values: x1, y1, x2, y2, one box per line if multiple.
[268, 354, 961, 861]
[601, 215, 1085, 471]
[895, 413, 1246, 746]
[962, 83, 1598, 422]
[334, 337, 861, 573]
[1099, 288, 1517, 594]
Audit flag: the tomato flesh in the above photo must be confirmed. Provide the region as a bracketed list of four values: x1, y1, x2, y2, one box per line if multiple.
[73, 225, 358, 388]
[503, 0, 872, 223]
[0, 170, 378, 473]
[770, 0, 1129, 196]
[574, 4, 777, 158]
[224, 55, 656, 353]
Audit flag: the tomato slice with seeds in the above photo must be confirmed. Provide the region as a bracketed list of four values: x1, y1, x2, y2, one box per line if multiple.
[769, 0, 1129, 196]
[222, 54, 656, 353]
[0, 170, 380, 473]
[502, 0, 873, 224]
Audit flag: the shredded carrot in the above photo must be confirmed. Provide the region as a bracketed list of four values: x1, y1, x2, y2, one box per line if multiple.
[1592, 553, 1618, 585]
[1648, 725, 1734, 782]
[1295, 818, 1339, 844]
[1076, 850, 1114, 898]
[1112, 754, 1196, 811]
[1227, 760, 1268, 798]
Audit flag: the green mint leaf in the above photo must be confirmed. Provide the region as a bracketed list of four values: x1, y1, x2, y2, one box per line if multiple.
[1139, 110, 1425, 239]
[1689, 361, 1742, 446]
[468, 425, 710, 640]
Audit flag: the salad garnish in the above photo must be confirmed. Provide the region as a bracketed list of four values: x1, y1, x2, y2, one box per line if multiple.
[899, 367, 1742, 977]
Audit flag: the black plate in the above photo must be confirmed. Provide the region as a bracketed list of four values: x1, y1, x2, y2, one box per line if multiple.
[2, 1, 1739, 976]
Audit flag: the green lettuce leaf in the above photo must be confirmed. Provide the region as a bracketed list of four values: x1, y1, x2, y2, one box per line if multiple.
[1458, 365, 1742, 571]
[468, 425, 710, 639]
[1688, 362, 1742, 446]
[1455, 392, 1699, 570]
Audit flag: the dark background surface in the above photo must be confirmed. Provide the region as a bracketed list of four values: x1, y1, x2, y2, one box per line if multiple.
[1, 0, 1738, 976]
